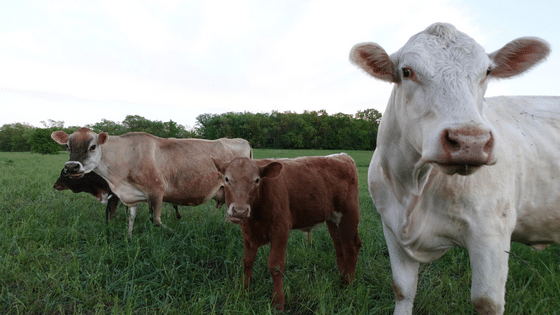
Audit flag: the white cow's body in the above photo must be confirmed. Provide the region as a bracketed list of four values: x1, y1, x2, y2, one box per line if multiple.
[351, 23, 556, 314]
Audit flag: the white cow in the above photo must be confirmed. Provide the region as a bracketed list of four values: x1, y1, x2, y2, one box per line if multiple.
[350, 22, 558, 314]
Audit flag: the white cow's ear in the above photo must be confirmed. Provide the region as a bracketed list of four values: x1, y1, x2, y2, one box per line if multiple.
[51, 131, 69, 144]
[97, 132, 109, 145]
[350, 43, 398, 83]
[488, 37, 550, 79]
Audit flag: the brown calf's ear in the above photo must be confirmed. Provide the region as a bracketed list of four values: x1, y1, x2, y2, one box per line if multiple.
[97, 132, 109, 145]
[212, 157, 226, 174]
[260, 162, 282, 179]
[51, 131, 69, 144]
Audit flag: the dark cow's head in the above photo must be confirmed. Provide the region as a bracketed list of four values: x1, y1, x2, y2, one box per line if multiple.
[212, 157, 282, 224]
[53, 168, 72, 191]
[51, 127, 108, 179]
[350, 23, 550, 176]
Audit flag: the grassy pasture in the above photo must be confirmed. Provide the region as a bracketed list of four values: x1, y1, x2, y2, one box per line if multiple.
[0, 150, 559, 314]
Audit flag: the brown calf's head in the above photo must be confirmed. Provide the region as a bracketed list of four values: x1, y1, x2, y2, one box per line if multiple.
[212, 157, 282, 224]
[51, 127, 108, 178]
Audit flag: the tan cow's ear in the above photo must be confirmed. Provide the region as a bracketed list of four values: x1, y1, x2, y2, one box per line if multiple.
[260, 162, 282, 179]
[212, 157, 226, 174]
[51, 131, 69, 144]
[97, 132, 108, 145]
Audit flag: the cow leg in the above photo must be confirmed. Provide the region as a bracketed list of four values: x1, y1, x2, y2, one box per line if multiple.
[326, 221, 345, 274]
[173, 205, 182, 220]
[148, 194, 172, 231]
[467, 237, 510, 315]
[335, 211, 362, 285]
[268, 232, 289, 311]
[242, 238, 258, 290]
[383, 223, 419, 315]
[105, 194, 120, 224]
[127, 206, 137, 237]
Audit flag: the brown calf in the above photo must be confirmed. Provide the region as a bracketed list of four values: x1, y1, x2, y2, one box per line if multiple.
[213, 153, 362, 311]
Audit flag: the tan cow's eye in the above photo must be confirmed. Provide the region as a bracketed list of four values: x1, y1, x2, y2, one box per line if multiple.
[225, 177, 229, 183]
[89, 145, 96, 152]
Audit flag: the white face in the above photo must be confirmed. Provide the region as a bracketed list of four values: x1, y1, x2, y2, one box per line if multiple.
[391, 31, 495, 174]
[351, 23, 550, 176]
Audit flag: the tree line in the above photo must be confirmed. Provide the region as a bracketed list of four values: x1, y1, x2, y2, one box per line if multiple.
[0, 109, 381, 154]
[196, 109, 381, 150]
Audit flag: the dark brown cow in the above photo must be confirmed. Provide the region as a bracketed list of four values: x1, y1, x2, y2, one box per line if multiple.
[51, 128, 252, 234]
[53, 169, 182, 226]
[213, 153, 362, 311]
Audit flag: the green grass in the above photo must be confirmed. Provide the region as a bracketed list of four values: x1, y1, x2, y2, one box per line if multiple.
[0, 151, 559, 314]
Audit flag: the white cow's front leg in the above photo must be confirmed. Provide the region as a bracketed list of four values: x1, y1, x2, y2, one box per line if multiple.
[467, 236, 510, 315]
[383, 223, 419, 315]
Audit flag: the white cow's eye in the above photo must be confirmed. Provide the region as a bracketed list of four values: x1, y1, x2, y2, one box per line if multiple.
[486, 67, 492, 76]
[402, 67, 413, 78]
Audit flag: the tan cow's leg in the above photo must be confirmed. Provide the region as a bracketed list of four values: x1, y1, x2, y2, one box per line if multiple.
[148, 195, 172, 232]
[173, 205, 182, 220]
[127, 206, 137, 237]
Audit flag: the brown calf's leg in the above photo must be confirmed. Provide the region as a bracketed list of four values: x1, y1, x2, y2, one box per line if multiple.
[268, 232, 289, 311]
[326, 220, 345, 274]
[243, 239, 259, 290]
[338, 212, 361, 285]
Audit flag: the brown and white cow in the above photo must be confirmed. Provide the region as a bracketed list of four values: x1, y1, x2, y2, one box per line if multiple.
[212, 154, 362, 311]
[350, 22, 557, 314]
[53, 169, 182, 232]
[51, 128, 252, 234]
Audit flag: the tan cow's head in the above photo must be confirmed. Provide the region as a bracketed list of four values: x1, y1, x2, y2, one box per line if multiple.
[51, 127, 108, 178]
[350, 23, 550, 176]
[213, 157, 282, 224]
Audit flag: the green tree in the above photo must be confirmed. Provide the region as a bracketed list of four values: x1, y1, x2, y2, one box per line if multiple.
[29, 128, 62, 154]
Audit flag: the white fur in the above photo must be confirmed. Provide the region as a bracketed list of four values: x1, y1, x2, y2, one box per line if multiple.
[351, 23, 555, 315]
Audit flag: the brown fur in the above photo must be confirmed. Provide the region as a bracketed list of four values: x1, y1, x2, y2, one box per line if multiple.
[213, 154, 362, 311]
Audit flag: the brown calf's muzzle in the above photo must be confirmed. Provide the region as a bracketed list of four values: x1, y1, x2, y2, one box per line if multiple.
[227, 205, 251, 224]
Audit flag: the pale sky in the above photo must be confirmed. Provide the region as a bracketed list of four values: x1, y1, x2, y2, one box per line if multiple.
[1, 0, 558, 130]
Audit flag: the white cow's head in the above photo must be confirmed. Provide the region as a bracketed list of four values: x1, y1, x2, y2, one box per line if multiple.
[51, 127, 108, 178]
[350, 23, 550, 176]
